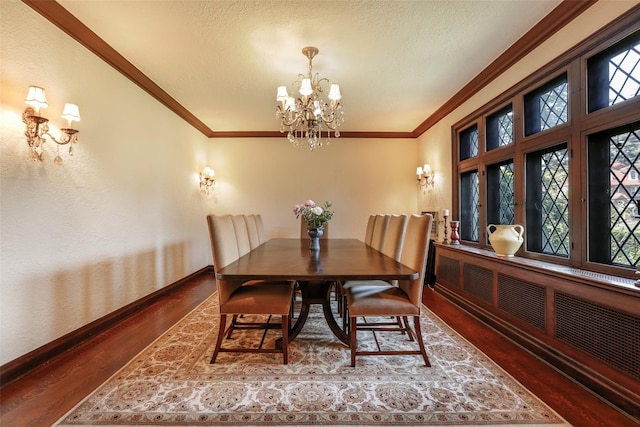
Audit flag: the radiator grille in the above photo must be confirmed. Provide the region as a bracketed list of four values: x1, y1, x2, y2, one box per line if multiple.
[463, 264, 493, 304]
[438, 256, 460, 287]
[498, 274, 546, 331]
[556, 293, 640, 380]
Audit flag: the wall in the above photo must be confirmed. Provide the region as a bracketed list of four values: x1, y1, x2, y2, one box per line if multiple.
[205, 137, 417, 238]
[0, 1, 419, 365]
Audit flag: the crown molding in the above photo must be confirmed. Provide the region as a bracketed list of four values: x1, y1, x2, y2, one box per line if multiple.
[23, 0, 597, 139]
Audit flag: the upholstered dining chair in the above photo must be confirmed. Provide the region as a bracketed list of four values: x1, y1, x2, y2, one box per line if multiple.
[254, 214, 267, 245]
[363, 215, 376, 246]
[345, 214, 433, 367]
[340, 214, 408, 328]
[245, 214, 262, 250]
[225, 215, 260, 337]
[231, 215, 252, 256]
[370, 214, 390, 252]
[207, 214, 294, 364]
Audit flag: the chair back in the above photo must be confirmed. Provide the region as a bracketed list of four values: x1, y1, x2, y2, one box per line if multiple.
[255, 214, 267, 244]
[206, 214, 242, 305]
[382, 214, 408, 260]
[397, 214, 433, 306]
[370, 214, 390, 251]
[231, 215, 251, 256]
[363, 215, 376, 245]
[245, 214, 261, 249]
[300, 217, 329, 238]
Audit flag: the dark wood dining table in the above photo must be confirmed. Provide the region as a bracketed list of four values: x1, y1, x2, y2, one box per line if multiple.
[215, 238, 419, 345]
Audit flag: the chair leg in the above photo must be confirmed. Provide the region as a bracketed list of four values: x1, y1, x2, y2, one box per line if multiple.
[413, 315, 431, 367]
[210, 314, 227, 364]
[282, 314, 289, 364]
[226, 314, 239, 338]
[403, 316, 415, 341]
[350, 316, 357, 367]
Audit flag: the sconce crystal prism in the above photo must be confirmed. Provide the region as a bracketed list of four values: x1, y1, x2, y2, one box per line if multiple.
[22, 86, 80, 164]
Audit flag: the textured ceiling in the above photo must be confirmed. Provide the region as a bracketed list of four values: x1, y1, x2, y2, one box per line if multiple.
[57, 0, 562, 134]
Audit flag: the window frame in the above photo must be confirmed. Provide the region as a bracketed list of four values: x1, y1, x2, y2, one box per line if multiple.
[451, 13, 640, 280]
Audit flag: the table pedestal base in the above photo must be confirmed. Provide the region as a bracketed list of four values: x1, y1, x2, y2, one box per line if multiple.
[287, 280, 349, 345]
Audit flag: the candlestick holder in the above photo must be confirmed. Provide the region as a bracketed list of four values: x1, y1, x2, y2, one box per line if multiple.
[450, 221, 460, 245]
[442, 214, 450, 244]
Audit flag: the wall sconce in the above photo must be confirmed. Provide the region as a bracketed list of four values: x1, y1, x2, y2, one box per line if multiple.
[199, 166, 216, 195]
[416, 164, 435, 191]
[22, 86, 80, 164]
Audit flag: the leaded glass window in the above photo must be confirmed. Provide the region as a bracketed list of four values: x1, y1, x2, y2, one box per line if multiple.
[524, 74, 568, 137]
[459, 125, 479, 161]
[460, 170, 480, 242]
[486, 161, 515, 233]
[486, 105, 513, 151]
[452, 24, 640, 278]
[588, 123, 640, 268]
[588, 31, 640, 112]
[525, 144, 570, 257]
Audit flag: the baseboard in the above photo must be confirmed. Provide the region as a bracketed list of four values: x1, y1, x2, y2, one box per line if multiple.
[0, 266, 214, 388]
[434, 285, 640, 422]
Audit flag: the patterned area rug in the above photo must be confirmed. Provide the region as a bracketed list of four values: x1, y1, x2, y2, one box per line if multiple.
[55, 292, 568, 426]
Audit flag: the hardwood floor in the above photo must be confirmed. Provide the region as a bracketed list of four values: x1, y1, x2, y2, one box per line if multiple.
[1, 275, 637, 426]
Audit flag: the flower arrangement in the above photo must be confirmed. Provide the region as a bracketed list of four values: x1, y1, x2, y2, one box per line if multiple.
[293, 200, 334, 229]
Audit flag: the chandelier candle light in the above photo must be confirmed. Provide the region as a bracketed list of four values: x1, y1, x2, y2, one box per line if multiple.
[276, 47, 344, 151]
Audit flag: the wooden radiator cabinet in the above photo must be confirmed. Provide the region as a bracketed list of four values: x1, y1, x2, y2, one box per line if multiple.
[433, 243, 639, 420]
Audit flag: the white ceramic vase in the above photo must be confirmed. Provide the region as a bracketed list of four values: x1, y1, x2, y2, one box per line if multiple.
[487, 224, 524, 257]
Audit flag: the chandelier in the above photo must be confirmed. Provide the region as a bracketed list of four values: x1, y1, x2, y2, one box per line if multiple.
[276, 46, 344, 151]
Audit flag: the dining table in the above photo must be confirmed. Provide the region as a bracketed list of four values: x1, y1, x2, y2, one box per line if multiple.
[215, 238, 419, 345]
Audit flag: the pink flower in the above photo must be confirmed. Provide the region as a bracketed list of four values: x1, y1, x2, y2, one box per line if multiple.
[304, 200, 316, 207]
[293, 205, 301, 215]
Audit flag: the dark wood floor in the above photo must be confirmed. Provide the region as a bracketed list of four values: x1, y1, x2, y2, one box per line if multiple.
[1, 275, 637, 426]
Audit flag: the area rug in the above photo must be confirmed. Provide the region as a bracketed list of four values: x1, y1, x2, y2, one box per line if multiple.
[55, 292, 568, 426]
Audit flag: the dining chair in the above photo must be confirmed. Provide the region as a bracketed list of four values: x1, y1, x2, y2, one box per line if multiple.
[245, 214, 262, 250]
[370, 214, 390, 252]
[226, 214, 259, 336]
[340, 214, 408, 329]
[254, 214, 267, 244]
[207, 214, 294, 364]
[346, 213, 433, 367]
[231, 215, 252, 256]
[363, 215, 376, 246]
[380, 214, 408, 260]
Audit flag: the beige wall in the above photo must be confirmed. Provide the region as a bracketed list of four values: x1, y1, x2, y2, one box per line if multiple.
[0, 1, 419, 364]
